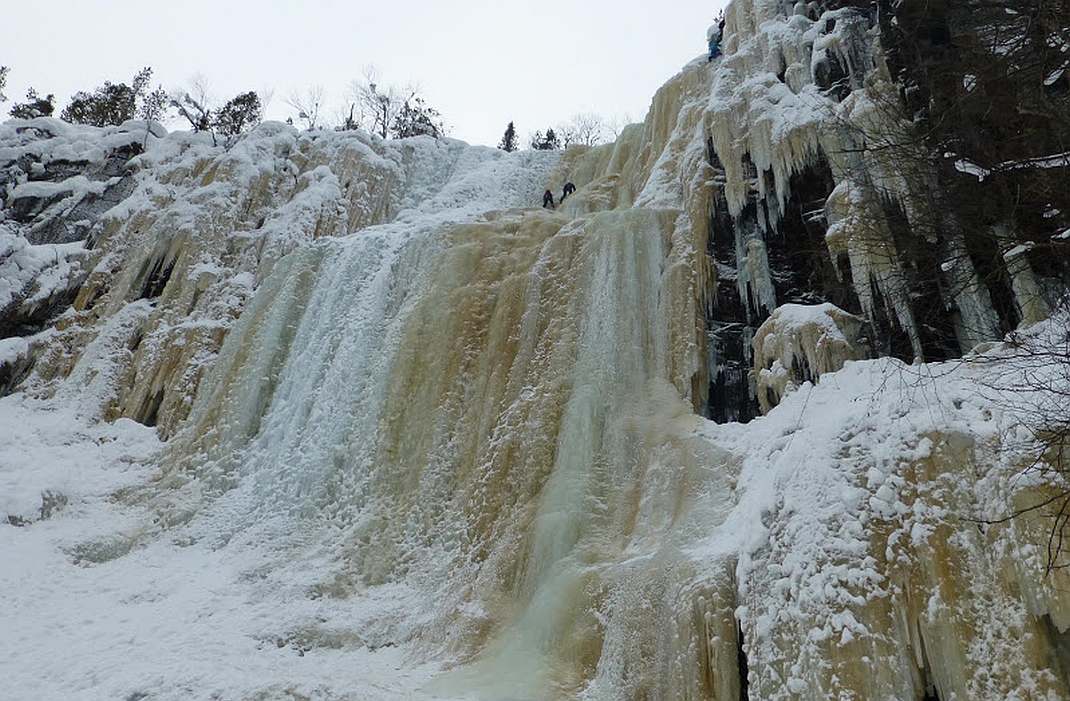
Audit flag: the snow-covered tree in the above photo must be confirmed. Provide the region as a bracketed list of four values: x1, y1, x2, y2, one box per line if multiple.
[9, 88, 55, 119]
[0, 66, 9, 103]
[170, 76, 214, 133]
[499, 122, 518, 152]
[392, 96, 445, 139]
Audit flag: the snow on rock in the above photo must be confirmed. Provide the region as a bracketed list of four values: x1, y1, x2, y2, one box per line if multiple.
[701, 326, 1070, 699]
[0, 224, 90, 336]
[0, 335, 34, 394]
[0, 117, 156, 244]
[752, 302, 869, 412]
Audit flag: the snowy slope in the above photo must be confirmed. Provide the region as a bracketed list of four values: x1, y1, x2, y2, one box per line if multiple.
[0, 394, 446, 701]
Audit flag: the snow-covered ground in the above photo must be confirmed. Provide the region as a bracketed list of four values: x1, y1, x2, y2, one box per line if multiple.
[0, 391, 458, 700]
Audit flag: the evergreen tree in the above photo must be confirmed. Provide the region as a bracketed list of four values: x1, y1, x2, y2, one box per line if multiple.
[530, 128, 560, 151]
[61, 67, 161, 127]
[139, 85, 170, 122]
[212, 91, 262, 137]
[499, 121, 518, 152]
[9, 88, 55, 119]
[545, 128, 560, 150]
[392, 96, 445, 138]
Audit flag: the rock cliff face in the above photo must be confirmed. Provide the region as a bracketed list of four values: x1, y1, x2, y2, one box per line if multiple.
[2, 1, 1069, 699]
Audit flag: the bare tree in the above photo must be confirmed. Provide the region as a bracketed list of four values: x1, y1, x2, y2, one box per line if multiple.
[336, 79, 371, 132]
[285, 85, 325, 130]
[968, 292, 1070, 572]
[171, 75, 214, 134]
[258, 87, 275, 115]
[351, 66, 409, 139]
[558, 112, 606, 147]
[606, 113, 634, 140]
[808, 0, 1070, 568]
[0, 66, 9, 103]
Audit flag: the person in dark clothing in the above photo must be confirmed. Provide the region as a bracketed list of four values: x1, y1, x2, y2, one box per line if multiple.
[562, 182, 577, 202]
[543, 190, 556, 209]
[708, 13, 725, 62]
[708, 26, 723, 61]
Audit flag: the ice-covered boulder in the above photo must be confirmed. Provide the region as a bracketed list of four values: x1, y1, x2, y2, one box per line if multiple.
[752, 302, 869, 412]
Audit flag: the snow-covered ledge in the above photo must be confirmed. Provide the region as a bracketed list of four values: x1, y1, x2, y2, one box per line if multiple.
[752, 302, 869, 413]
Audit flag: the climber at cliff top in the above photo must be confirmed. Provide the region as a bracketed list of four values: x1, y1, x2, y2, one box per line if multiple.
[543, 189, 556, 209]
[708, 15, 725, 62]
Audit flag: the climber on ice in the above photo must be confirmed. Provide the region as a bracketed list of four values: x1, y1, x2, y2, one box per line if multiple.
[543, 190, 556, 209]
[562, 182, 576, 202]
[707, 14, 725, 62]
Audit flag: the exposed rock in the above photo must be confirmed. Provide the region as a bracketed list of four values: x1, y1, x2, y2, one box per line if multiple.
[0, 118, 155, 245]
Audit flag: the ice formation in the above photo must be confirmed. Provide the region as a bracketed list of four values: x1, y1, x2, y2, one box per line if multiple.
[2, 1, 1069, 699]
[751, 302, 868, 413]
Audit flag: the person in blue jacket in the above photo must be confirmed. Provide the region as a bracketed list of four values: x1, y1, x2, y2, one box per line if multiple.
[708, 15, 725, 62]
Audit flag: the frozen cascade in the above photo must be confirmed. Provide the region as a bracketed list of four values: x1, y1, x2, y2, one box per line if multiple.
[2, 0, 1069, 699]
[164, 194, 735, 697]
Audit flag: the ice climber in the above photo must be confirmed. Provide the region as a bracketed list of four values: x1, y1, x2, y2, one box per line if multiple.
[562, 182, 577, 201]
[543, 189, 556, 209]
[708, 16, 724, 62]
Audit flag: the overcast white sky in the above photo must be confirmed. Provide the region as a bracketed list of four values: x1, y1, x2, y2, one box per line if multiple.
[1, 0, 727, 146]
